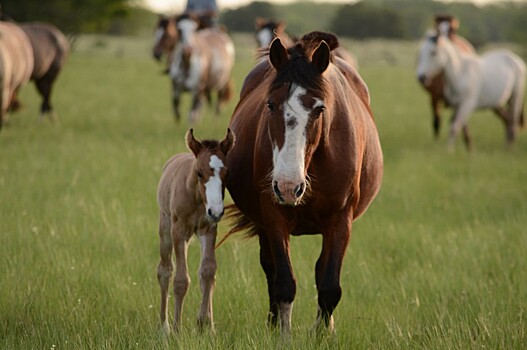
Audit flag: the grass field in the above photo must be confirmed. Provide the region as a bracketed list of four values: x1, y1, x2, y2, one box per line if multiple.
[1, 33, 526, 349]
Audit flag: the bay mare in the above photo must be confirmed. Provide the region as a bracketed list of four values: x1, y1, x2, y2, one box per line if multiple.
[156, 129, 235, 334]
[224, 32, 383, 335]
[20, 22, 70, 120]
[0, 21, 33, 129]
[419, 16, 476, 138]
[169, 14, 234, 123]
[417, 25, 526, 149]
[254, 17, 358, 69]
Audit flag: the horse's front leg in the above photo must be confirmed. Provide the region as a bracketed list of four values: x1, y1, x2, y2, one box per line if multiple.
[157, 212, 173, 335]
[197, 226, 217, 332]
[312, 213, 352, 335]
[171, 82, 182, 122]
[449, 101, 476, 151]
[266, 230, 296, 337]
[172, 222, 191, 332]
[257, 230, 279, 327]
[431, 94, 442, 138]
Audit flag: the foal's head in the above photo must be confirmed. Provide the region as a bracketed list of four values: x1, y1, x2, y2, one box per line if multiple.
[186, 129, 235, 223]
[153, 15, 178, 61]
[265, 33, 335, 206]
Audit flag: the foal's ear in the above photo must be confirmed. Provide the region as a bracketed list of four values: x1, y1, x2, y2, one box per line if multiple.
[311, 40, 330, 74]
[186, 128, 203, 157]
[220, 128, 236, 156]
[269, 38, 288, 71]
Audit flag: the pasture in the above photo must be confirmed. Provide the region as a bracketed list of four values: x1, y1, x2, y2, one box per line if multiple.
[1, 33, 526, 349]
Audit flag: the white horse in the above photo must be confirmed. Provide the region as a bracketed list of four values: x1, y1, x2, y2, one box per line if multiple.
[169, 14, 235, 123]
[417, 25, 526, 149]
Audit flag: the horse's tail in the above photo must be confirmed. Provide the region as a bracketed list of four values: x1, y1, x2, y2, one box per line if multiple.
[215, 203, 256, 249]
[218, 79, 233, 103]
[511, 59, 526, 129]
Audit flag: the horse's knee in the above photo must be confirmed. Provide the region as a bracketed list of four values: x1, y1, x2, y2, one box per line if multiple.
[157, 261, 173, 282]
[199, 259, 217, 284]
[173, 275, 190, 296]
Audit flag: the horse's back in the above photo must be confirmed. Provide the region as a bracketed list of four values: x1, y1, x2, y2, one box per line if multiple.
[198, 28, 235, 88]
[157, 153, 195, 216]
[0, 22, 33, 88]
[20, 22, 69, 80]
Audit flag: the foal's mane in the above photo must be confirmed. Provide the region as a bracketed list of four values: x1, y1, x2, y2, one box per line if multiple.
[200, 140, 221, 151]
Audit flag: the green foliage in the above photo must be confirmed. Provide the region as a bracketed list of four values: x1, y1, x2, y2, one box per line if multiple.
[220, 1, 276, 33]
[1, 0, 130, 34]
[0, 33, 526, 348]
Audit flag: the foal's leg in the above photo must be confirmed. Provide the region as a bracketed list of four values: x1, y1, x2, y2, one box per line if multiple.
[172, 222, 191, 332]
[157, 212, 173, 335]
[197, 227, 217, 331]
[312, 214, 352, 334]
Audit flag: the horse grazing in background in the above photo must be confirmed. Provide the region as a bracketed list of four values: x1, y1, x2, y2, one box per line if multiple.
[156, 128, 235, 334]
[19, 22, 69, 121]
[224, 32, 383, 335]
[0, 21, 33, 130]
[417, 23, 526, 150]
[418, 15, 476, 138]
[169, 14, 234, 123]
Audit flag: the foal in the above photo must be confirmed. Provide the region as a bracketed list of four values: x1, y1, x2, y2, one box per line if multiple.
[156, 128, 235, 334]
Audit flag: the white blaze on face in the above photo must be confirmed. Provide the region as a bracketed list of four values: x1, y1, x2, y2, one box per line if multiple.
[417, 37, 442, 82]
[178, 19, 198, 46]
[204, 155, 224, 219]
[272, 85, 312, 184]
[257, 28, 273, 48]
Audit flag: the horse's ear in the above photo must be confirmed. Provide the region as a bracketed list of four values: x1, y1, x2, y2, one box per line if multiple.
[269, 38, 288, 71]
[311, 40, 330, 74]
[276, 21, 286, 33]
[186, 128, 203, 157]
[220, 128, 236, 156]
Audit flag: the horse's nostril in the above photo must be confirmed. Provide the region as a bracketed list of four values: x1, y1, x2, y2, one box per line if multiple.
[418, 75, 426, 85]
[207, 208, 213, 217]
[273, 181, 284, 202]
[294, 183, 305, 198]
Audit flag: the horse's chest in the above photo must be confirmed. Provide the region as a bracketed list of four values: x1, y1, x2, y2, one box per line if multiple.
[171, 55, 202, 90]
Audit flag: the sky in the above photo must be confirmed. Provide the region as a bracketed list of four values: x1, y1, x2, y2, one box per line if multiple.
[143, 0, 517, 13]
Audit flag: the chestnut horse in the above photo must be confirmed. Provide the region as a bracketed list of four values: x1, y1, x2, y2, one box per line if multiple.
[254, 18, 358, 69]
[156, 128, 235, 334]
[225, 32, 383, 335]
[0, 21, 33, 129]
[418, 15, 475, 138]
[169, 14, 234, 123]
[20, 22, 69, 121]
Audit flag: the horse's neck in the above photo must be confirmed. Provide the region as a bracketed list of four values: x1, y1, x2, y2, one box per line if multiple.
[442, 39, 469, 92]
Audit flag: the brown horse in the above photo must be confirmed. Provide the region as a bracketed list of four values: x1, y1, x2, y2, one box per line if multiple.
[254, 18, 358, 69]
[169, 14, 234, 123]
[19, 22, 69, 120]
[0, 21, 33, 129]
[419, 15, 475, 138]
[224, 32, 383, 335]
[157, 128, 235, 334]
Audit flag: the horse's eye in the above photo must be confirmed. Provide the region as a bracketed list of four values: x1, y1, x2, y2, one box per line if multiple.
[197, 171, 203, 179]
[313, 106, 325, 118]
[266, 100, 275, 112]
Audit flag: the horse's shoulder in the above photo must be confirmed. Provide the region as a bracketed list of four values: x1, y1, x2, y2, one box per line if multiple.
[332, 57, 370, 106]
[239, 58, 270, 99]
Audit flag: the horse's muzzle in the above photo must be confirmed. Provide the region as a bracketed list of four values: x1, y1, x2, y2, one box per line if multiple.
[207, 208, 224, 223]
[417, 74, 427, 86]
[273, 180, 305, 206]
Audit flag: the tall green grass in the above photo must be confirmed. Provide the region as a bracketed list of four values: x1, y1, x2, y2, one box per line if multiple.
[1, 34, 525, 349]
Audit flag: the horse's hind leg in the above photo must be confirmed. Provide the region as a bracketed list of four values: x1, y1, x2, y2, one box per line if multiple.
[172, 222, 191, 332]
[197, 228, 217, 332]
[216, 80, 233, 116]
[35, 67, 60, 122]
[157, 212, 173, 335]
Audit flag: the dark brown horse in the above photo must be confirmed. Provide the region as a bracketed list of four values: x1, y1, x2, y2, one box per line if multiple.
[19, 23, 69, 120]
[0, 21, 33, 129]
[419, 15, 475, 138]
[224, 32, 383, 335]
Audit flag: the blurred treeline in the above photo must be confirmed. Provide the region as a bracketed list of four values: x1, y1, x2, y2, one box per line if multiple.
[3, 0, 527, 46]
